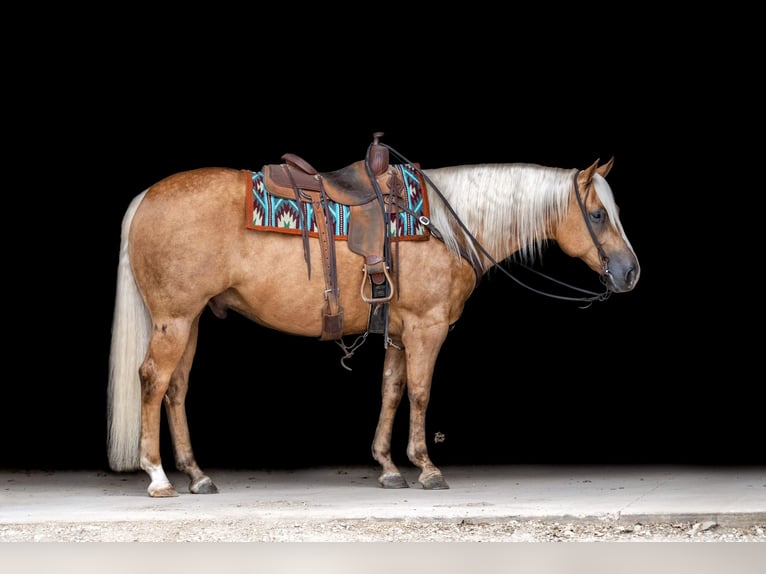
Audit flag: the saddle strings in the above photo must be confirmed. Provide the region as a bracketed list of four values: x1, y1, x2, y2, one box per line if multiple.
[381, 143, 612, 305]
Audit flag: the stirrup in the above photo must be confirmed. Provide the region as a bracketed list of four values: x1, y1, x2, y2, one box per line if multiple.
[360, 264, 394, 304]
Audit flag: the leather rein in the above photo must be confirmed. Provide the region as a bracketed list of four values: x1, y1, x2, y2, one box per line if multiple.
[380, 143, 613, 305]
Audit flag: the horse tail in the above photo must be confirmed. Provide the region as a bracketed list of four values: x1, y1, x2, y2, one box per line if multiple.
[107, 190, 150, 471]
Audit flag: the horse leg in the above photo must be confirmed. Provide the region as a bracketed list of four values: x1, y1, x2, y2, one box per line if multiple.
[372, 345, 409, 489]
[403, 325, 450, 490]
[163, 317, 218, 494]
[138, 317, 194, 498]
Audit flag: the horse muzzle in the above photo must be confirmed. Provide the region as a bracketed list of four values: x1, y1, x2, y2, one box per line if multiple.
[602, 255, 640, 293]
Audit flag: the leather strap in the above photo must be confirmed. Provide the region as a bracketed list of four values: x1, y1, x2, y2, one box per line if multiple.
[310, 183, 342, 340]
[281, 164, 343, 340]
[311, 188, 340, 315]
[282, 164, 312, 277]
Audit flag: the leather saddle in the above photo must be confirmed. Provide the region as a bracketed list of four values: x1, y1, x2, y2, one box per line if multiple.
[261, 133, 405, 341]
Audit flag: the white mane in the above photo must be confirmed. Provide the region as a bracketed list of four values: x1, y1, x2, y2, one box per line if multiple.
[421, 163, 620, 274]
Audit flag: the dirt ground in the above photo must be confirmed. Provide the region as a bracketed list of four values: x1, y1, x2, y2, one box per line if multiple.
[2, 515, 765, 542]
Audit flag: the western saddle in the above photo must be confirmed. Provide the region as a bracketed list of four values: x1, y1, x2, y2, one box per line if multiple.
[261, 133, 410, 341]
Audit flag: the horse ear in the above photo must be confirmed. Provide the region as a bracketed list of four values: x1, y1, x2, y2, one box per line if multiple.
[581, 159, 600, 183]
[597, 156, 615, 178]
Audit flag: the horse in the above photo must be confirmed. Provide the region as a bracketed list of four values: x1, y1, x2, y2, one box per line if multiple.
[107, 135, 640, 497]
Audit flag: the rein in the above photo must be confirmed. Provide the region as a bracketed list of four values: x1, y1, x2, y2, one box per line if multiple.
[379, 143, 612, 305]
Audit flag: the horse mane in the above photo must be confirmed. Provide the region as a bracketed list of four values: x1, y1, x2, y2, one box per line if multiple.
[422, 163, 620, 273]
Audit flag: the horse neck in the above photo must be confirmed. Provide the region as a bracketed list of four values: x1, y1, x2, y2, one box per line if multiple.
[423, 163, 575, 272]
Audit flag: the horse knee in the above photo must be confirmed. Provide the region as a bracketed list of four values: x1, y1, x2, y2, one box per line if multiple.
[138, 356, 155, 383]
[139, 357, 169, 401]
[407, 392, 429, 412]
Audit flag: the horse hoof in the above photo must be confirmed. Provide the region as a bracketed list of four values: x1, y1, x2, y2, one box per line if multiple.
[190, 476, 218, 494]
[379, 472, 409, 489]
[419, 473, 449, 490]
[148, 484, 179, 498]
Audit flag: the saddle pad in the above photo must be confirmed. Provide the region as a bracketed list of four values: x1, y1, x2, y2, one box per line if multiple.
[246, 164, 430, 240]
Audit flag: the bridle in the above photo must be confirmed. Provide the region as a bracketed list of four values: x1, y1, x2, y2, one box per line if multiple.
[572, 170, 612, 283]
[379, 143, 613, 306]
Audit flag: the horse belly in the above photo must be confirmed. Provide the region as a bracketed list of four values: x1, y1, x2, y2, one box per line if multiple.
[218, 236, 374, 337]
[225, 236, 477, 339]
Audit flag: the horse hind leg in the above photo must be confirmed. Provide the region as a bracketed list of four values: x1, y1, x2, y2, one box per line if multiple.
[139, 317, 211, 497]
[372, 346, 409, 488]
[139, 346, 180, 496]
[164, 316, 218, 495]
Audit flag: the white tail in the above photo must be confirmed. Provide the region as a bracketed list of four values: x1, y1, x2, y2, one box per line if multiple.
[107, 190, 150, 471]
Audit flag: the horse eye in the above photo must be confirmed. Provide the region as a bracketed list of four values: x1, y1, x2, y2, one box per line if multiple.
[590, 209, 605, 224]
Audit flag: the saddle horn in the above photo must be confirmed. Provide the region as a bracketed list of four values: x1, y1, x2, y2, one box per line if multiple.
[367, 132, 389, 176]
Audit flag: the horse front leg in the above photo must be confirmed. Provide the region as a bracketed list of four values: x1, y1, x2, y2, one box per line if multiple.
[372, 345, 409, 488]
[164, 317, 218, 495]
[403, 324, 450, 490]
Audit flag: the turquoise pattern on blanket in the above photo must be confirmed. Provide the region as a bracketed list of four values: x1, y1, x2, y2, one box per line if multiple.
[249, 164, 428, 239]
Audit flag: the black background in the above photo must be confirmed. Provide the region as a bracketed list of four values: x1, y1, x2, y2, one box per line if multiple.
[4, 12, 758, 472]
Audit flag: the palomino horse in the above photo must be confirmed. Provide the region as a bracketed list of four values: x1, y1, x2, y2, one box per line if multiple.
[108, 136, 640, 497]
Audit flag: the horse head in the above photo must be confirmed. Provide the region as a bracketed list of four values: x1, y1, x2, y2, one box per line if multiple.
[555, 158, 640, 293]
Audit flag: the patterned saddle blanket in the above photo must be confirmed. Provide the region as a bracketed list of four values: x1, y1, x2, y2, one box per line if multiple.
[245, 163, 430, 240]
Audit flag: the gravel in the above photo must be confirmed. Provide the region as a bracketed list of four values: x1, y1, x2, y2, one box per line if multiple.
[2, 517, 765, 542]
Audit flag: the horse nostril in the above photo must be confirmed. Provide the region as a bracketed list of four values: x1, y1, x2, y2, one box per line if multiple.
[626, 266, 638, 287]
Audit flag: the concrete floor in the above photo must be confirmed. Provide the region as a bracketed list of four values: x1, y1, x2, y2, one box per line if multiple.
[2, 464, 765, 526]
